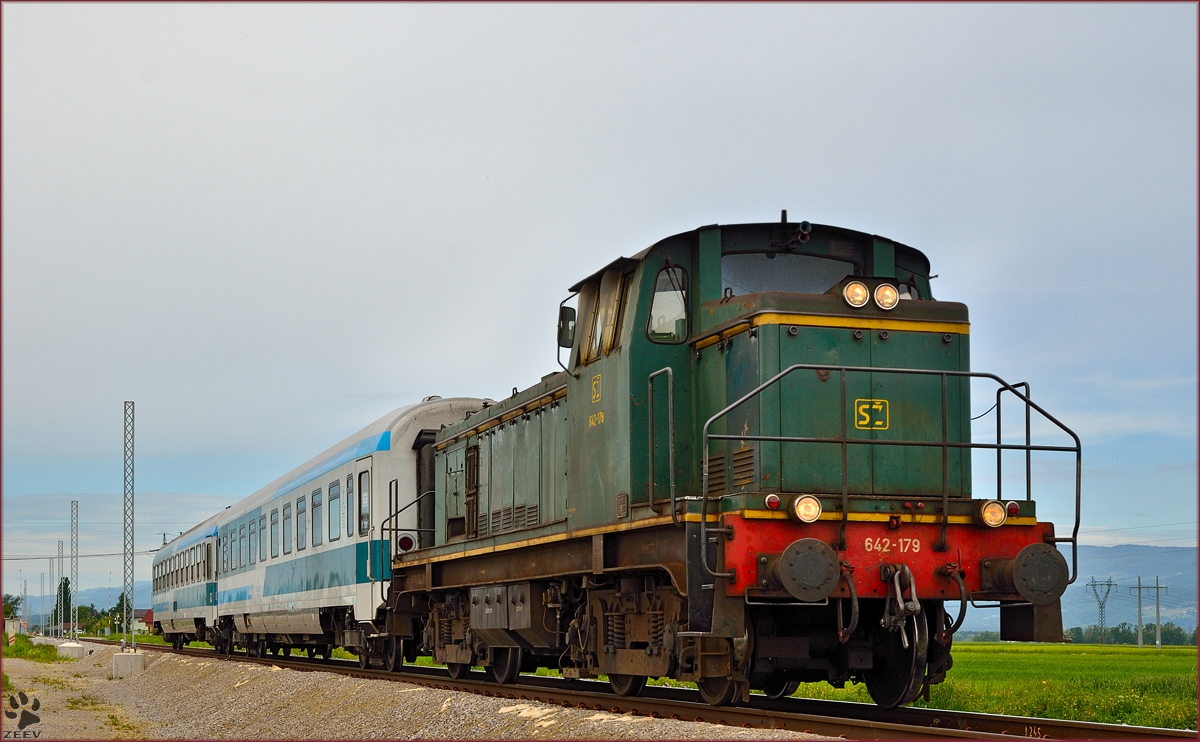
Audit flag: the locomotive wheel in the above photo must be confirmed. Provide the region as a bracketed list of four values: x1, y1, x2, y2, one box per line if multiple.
[307, 646, 318, 660]
[446, 662, 471, 679]
[247, 640, 259, 658]
[864, 612, 929, 709]
[697, 676, 743, 706]
[357, 646, 371, 669]
[763, 680, 800, 700]
[383, 636, 401, 673]
[490, 647, 522, 684]
[609, 674, 647, 697]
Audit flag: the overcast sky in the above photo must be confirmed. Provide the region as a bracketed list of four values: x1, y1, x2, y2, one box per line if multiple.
[4, 3, 1196, 598]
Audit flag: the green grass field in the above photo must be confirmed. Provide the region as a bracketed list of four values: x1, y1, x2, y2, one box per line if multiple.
[780, 643, 1197, 730]
[1, 633, 74, 663]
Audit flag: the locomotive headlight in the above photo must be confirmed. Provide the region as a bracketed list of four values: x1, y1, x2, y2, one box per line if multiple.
[874, 283, 900, 310]
[843, 281, 870, 308]
[791, 495, 822, 523]
[975, 500, 1008, 528]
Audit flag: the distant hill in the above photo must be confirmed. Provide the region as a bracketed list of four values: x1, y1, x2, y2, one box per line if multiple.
[960, 544, 1197, 633]
[74, 581, 152, 611]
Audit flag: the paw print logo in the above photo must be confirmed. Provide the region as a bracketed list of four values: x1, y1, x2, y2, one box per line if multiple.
[4, 691, 41, 730]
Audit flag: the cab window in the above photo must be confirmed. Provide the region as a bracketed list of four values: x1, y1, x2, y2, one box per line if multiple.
[579, 268, 628, 364]
[722, 251, 859, 297]
[646, 265, 688, 343]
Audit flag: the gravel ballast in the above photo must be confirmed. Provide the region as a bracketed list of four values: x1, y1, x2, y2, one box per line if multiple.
[4, 641, 831, 739]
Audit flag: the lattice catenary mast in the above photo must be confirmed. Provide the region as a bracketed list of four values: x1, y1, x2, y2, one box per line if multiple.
[71, 501, 79, 639]
[57, 540, 64, 638]
[123, 401, 136, 649]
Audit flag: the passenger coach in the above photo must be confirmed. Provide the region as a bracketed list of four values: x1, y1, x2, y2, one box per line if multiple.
[152, 397, 484, 656]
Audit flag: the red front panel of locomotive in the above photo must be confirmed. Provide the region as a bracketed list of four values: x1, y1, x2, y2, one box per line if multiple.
[722, 514, 1056, 600]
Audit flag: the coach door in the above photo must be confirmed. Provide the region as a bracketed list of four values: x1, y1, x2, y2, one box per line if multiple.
[354, 456, 380, 617]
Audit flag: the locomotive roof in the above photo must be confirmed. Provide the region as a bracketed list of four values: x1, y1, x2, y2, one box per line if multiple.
[568, 221, 929, 292]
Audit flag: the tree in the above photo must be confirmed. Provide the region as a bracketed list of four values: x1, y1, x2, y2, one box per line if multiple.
[112, 591, 132, 628]
[972, 631, 1000, 642]
[49, 577, 73, 628]
[2, 594, 21, 620]
[1144, 622, 1189, 646]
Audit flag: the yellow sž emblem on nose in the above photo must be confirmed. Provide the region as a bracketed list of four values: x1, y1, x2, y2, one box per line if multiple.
[854, 398, 889, 430]
[591, 374, 601, 403]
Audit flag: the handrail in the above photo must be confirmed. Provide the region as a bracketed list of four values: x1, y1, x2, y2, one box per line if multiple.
[382, 486, 436, 561]
[647, 367, 680, 525]
[698, 364, 1081, 588]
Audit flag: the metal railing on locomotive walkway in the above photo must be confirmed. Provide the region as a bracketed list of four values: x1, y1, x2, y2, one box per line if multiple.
[647, 364, 1082, 587]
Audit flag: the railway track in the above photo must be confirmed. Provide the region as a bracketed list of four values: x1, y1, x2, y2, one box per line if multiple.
[93, 639, 1193, 740]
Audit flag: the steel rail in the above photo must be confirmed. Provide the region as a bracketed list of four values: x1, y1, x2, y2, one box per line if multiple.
[88, 640, 1191, 740]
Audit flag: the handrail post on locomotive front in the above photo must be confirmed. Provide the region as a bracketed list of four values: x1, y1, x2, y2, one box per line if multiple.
[838, 368, 848, 550]
[937, 372, 949, 552]
[648, 367, 679, 525]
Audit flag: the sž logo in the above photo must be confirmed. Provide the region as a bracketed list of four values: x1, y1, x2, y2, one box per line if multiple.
[3, 692, 41, 737]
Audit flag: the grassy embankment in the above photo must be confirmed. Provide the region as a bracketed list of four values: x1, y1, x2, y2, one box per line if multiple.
[1, 633, 75, 663]
[781, 643, 1197, 730]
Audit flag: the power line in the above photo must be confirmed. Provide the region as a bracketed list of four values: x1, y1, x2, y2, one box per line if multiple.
[3, 550, 158, 562]
[1078, 520, 1197, 533]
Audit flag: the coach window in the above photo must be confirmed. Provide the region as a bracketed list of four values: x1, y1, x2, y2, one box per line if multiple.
[296, 497, 307, 551]
[259, 515, 267, 561]
[647, 265, 689, 343]
[312, 490, 323, 547]
[221, 535, 228, 574]
[239, 524, 247, 568]
[283, 504, 292, 555]
[358, 472, 371, 536]
[346, 475, 355, 537]
[249, 521, 257, 566]
[328, 481, 341, 542]
[270, 509, 280, 558]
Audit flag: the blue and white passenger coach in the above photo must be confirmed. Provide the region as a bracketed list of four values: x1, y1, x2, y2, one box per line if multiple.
[152, 397, 484, 656]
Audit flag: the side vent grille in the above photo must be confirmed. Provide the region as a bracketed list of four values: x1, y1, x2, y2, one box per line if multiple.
[705, 454, 727, 496]
[487, 504, 539, 534]
[732, 447, 756, 488]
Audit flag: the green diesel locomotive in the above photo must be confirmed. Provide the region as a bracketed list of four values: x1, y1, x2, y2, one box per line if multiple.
[381, 217, 1080, 708]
